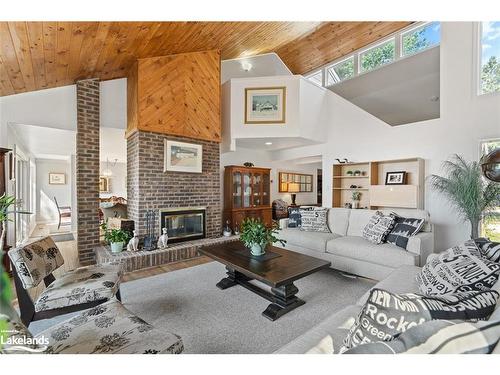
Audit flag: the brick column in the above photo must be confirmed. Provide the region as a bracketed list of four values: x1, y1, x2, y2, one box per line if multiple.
[76, 78, 100, 265]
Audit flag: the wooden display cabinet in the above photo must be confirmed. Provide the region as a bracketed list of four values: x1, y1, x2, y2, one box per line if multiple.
[223, 165, 272, 228]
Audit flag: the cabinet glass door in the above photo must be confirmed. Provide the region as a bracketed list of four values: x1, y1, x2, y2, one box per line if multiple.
[243, 172, 251, 207]
[232, 171, 242, 208]
[263, 173, 270, 205]
[253, 173, 262, 206]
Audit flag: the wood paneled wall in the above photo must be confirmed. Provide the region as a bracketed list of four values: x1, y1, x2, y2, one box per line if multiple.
[127, 50, 221, 143]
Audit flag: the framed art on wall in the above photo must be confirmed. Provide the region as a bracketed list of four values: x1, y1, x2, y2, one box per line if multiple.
[164, 140, 203, 173]
[245, 87, 286, 124]
[99, 176, 110, 193]
[49, 173, 66, 185]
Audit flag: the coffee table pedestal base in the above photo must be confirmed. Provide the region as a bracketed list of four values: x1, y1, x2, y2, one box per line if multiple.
[216, 267, 305, 321]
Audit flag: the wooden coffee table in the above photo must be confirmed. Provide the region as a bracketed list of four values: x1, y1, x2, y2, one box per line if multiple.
[199, 241, 331, 321]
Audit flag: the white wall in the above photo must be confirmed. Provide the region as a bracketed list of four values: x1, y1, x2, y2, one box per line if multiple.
[221, 53, 292, 83]
[99, 161, 127, 199]
[35, 159, 72, 224]
[221, 147, 320, 206]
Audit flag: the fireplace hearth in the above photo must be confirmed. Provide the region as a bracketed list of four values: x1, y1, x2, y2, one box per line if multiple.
[159, 207, 206, 244]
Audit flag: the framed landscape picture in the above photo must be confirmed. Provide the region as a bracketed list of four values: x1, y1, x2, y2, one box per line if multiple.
[164, 140, 203, 173]
[49, 173, 66, 185]
[245, 87, 286, 124]
[385, 171, 407, 185]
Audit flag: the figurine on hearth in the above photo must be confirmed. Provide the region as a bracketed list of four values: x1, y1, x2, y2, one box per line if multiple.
[127, 230, 139, 252]
[157, 227, 169, 249]
[223, 220, 232, 237]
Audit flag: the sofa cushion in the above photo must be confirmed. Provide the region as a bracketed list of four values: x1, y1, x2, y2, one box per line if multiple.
[416, 240, 500, 296]
[362, 211, 396, 244]
[326, 236, 418, 269]
[8, 237, 65, 289]
[327, 208, 350, 236]
[475, 238, 500, 263]
[341, 288, 499, 352]
[344, 319, 500, 354]
[386, 215, 425, 249]
[356, 265, 422, 306]
[34, 262, 123, 312]
[279, 227, 340, 252]
[300, 208, 330, 233]
[274, 305, 360, 354]
[35, 299, 183, 354]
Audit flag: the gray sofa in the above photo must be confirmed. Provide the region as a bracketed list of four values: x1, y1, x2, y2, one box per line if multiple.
[277, 208, 434, 281]
[275, 265, 500, 353]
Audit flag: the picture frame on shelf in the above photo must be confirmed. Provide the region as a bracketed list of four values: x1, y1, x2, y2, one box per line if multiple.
[244, 87, 286, 124]
[385, 171, 407, 185]
[164, 139, 203, 173]
[49, 173, 66, 185]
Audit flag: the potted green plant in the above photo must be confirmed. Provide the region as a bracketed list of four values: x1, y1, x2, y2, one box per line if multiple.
[101, 222, 131, 253]
[354, 170, 361, 176]
[346, 170, 354, 176]
[240, 218, 286, 256]
[351, 191, 362, 209]
[430, 154, 500, 238]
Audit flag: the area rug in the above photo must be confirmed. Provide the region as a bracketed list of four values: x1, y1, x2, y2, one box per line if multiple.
[29, 262, 374, 354]
[50, 233, 75, 242]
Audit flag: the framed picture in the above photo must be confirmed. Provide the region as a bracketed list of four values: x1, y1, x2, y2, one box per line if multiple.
[49, 173, 66, 185]
[245, 87, 286, 124]
[385, 171, 407, 185]
[99, 176, 110, 193]
[164, 140, 202, 173]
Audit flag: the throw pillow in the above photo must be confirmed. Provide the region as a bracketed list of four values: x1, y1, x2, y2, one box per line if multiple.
[385, 214, 425, 249]
[287, 206, 312, 228]
[416, 240, 500, 296]
[300, 208, 330, 233]
[343, 319, 500, 354]
[341, 288, 499, 352]
[475, 238, 500, 263]
[362, 211, 396, 244]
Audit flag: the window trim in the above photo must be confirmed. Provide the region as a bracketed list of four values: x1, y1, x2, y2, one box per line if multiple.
[476, 22, 500, 97]
[303, 21, 441, 89]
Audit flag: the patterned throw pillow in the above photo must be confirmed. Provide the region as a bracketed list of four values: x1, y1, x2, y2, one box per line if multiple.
[299, 208, 330, 233]
[385, 215, 425, 249]
[287, 207, 313, 228]
[341, 288, 499, 352]
[416, 240, 500, 296]
[362, 211, 396, 244]
[475, 238, 500, 263]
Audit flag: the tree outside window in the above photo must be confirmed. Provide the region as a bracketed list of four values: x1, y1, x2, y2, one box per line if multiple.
[480, 139, 500, 241]
[480, 22, 500, 95]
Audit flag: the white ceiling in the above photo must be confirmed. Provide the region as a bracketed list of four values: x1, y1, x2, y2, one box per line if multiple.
[328, 46, 440, 126]
[221, 53, 292, 83]
[235, 137, 320, 151]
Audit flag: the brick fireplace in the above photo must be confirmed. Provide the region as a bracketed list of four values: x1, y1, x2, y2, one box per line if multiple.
[127, 131, 221, 240]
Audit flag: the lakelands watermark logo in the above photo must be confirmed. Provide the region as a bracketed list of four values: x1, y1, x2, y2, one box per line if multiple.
[1, 329, 49, 353]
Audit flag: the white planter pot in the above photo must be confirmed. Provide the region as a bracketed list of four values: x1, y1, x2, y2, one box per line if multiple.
[250, 243, 265, 256]
[111, 242, 124, 253]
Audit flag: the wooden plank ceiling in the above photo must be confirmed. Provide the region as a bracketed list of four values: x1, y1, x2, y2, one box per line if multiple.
[0, 21, 411, 97]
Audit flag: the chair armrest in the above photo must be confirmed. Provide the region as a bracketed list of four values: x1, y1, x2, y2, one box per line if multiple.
[279, 218, 289, 230]
[406, 231, 435, 266]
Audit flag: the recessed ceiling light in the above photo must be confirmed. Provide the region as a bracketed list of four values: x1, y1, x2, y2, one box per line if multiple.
[265, 142, 273, 146]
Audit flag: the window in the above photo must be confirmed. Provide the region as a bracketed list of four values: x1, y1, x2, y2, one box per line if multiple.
[480, 22, 500, 95]
[326, 57, 355, 85]
[402, 22, 441, 57]
[360, 38, 396, 73]
[480, 139, 500, 241]
[306, 70, 323, 86]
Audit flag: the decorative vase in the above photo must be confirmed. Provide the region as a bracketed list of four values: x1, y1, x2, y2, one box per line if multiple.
[110, 242, 124, 253]
[250, 243, 265, 256]
[353, 201, 360, 209]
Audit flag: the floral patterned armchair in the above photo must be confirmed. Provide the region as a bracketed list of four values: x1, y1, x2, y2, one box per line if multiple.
[8, 237, 123, 326]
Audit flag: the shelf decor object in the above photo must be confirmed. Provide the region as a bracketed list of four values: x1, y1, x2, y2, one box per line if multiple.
[385, 171, 407, 185]
[223, 165, 272, 228]
[244, 87, 286, 124]
[481, 148, 500, 182]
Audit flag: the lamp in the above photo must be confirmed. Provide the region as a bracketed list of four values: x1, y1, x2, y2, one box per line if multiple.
[288, 182, 300, 206]
[481, 148, 500, 182]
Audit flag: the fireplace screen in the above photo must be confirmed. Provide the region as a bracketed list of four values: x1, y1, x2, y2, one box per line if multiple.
[159, 207, 206, 244]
